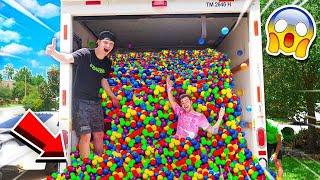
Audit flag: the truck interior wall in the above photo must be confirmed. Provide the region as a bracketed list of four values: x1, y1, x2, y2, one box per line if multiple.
[73, 16, 255, 150]
[218, 18, 254, 150]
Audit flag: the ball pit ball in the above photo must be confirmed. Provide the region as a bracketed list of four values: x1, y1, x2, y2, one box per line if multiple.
[240, 63, 248, 71]
[236, 50, 244, 56]
[221, 26, 229, 36]
[50, 48, 270, 179]
[198, 37, 206, 45]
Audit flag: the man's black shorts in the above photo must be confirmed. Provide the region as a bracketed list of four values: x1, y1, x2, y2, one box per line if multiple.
[72, 99, 104, 136]
[267, 143, 283, 160]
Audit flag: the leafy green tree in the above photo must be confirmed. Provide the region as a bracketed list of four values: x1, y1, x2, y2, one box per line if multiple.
[22, 86, 43, 111]
[0, 73, 3, 82]
[31, 74, 46, 86]
[0, 86, 12, 105]
[13, 67, 32, 83]
[39, 65, 60, 110]
[12, 81, 33, 100]
[260, 0, 320, 153]
[4, 63, 14, 80]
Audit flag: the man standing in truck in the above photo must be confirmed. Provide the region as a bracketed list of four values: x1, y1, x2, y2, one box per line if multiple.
[45, 31, 120, 158]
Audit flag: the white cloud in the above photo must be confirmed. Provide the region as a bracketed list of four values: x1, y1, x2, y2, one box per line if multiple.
[16, 0, 59, 19]
[0, 17, 15, 28]
[30, 59, 39, 67]
[37, 50, 45, 56]
[0, 29, 20, 43]
[0, 43, 32, 55]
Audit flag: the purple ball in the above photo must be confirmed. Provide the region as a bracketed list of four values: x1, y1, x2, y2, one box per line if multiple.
[158, 148, 163, 154]
[152, 111, 158, 117]
[81, 165, 86, 171]
[124, 128, 129, 134]
[90, 175, 96, 180]
[65, 173, 70, 179]
[143, 95, 148, 101]
[74, 152, 79, 158]
[167, 158, 172, 164]
[114, 119, 119, 124]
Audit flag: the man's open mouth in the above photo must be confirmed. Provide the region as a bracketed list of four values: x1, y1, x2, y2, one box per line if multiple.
[104, 48, 110, 53]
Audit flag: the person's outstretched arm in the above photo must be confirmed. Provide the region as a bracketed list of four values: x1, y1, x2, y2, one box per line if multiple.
[166, 76, 179, 108]
[46, 38, 74, 64]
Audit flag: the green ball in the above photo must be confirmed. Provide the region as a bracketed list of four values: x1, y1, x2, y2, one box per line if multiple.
[51, 172, 58, 178]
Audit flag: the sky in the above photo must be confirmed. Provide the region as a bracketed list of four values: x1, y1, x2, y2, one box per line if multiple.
[0, 0, 60, 78]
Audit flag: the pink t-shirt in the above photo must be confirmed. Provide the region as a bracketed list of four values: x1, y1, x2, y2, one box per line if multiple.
[173, 104, 218, 139]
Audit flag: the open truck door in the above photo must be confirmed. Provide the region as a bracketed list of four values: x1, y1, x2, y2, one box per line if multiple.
[58, 0, 268, 172]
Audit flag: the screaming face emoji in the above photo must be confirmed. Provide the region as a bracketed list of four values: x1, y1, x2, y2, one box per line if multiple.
[266, 5, 316, 60]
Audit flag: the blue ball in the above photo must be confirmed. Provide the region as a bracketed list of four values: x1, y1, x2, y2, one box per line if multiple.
[221, 27, 229, 35]
[237, 50, 244, 56]
[246, 105, 252, 112]
[198, 37, 206, 45]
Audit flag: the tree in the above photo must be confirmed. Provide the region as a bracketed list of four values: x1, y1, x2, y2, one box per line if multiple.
[0, 73, 3, 82]
[31, 74, 45, 86]
[0, 86, 12, 105]
[14, 67, 32, 83]
[260, 0, 320, 153]
[12, 81, 33, 100]
[22, 86, 43, 111]
[4, 63, 14, 80]
[39, 65, 60, 110]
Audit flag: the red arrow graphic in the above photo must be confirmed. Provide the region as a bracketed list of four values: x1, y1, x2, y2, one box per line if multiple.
[10, 109, 66, 162]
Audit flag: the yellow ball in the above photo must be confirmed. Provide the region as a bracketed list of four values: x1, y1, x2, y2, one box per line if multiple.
[200, 91, 205, 97]
[140, 114, 146, 120]
[174, 140, 180, 146]
[154, 89, 159, 95]
[143, 173, 148, 179]
[98, 157, 103, 163]
[227, 103, 233, 108]
[191, 87, 197, 93]
[148, 171, 154, 176]
[231, 124, 237, 129]
[248, 169, 254, 175]
[125, 157, 131, 163]
[222, 133, 227, 139]
[107, 161, 112, 167]
[157, 175, 163, 180]
[195, 155, 200, 160]
[184, 144, 189, 150]
[125, 113, 131, 118]
[159, 87, 165, 93]
[102, 93, 107, 99]
[152, 125, 157, 131]
[110, 135, 116, 141]
[164, 105, 169, 111]
[117, 94, 122, 100]
[201, 106, 207, 111]
[239, 165, 245, 171]
[233, 167, 239, 173]
[226, 92, 232, 99]
[125, 137, 131, 143]
[221, 89, 227, 95]
[169, 143, 175, 149]
[186, 89, 192, 95]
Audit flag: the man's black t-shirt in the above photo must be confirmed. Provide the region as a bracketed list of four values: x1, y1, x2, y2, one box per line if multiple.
[72, 48, 112, 101]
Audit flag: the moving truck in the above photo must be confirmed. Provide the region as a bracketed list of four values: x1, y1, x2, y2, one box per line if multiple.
[58, 0, 267, 172]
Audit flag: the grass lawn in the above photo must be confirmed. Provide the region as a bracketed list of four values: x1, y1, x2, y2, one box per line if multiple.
[268, 156, 320, 180]
[0, 104, 20, 108]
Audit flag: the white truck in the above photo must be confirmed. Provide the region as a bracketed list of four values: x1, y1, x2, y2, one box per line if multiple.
[58, 0, 268, 172]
